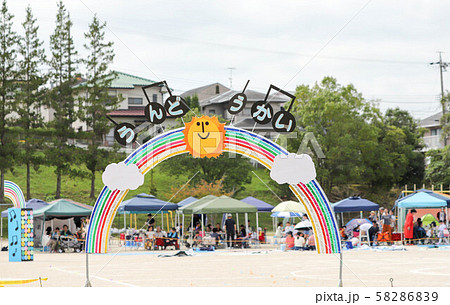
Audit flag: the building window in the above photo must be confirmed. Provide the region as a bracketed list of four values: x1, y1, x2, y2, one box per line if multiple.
[216, 85, 220, 94]
[431, 128, 441, 136]
[128, 97, 143, 105]
[209, 109, 216, 115]
[152, 94, 158, 103]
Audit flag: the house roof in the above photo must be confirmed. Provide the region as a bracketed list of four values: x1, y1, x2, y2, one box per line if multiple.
[200, 89, 290, 107]
[107, 107, 176, 119]
[234, 118, 276, 130]
[420, 112, 442, 128]
[75, 71, 157, 89]
[108, 108, 146, 117]
[181, 82, 229, 98]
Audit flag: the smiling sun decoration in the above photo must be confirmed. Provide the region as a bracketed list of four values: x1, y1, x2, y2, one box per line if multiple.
[183, 116, 226, 158]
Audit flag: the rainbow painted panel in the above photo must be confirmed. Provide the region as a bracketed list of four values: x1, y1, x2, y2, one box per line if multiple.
[85, 126, 341, 254]
[4, 180, 25, 209]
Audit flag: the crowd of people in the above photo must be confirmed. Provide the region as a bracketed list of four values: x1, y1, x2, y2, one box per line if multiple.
[277, 215, 317, 251]
[42, 218, 89, 253]
[338, 207, 449, 247]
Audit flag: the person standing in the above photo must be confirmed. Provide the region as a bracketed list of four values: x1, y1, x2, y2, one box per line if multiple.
[368, 221, 379, 246]
[404, 209, 417, 244]
[381, 209, 392, 242]
[437, 207, 446, 223]
[224, 214, 236, 248]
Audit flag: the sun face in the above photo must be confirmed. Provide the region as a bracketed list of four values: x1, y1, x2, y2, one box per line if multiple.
[183, 115, 226, 158]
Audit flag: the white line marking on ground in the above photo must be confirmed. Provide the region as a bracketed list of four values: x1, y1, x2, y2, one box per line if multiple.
[51, 266, 137, 287]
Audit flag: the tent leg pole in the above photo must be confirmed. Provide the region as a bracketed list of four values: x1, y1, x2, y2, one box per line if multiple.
[236, 213, 239, 229]
[201, 214, 204, 237]
[338, 251, 343, 287]
[245, 212, 249, 240]
[256, 212, 259, 244]
[161, 213, 164, 230]
[85, 252, 92, 287]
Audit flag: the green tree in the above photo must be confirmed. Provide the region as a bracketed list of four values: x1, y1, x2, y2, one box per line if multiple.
[185, 94, 199, 109]
[162, 153, 253, 195]
[16, 5, 47, 199]
[78, 15, 120, 198]
[47, 1, 79, 198]
[289, 77, 382, 194]
[383, 108, 425, 186]
[0, 0, 19, 203]
[425, 146, 450, 186]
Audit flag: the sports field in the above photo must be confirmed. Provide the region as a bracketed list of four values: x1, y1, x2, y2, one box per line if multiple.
[0, 243, 449, 287]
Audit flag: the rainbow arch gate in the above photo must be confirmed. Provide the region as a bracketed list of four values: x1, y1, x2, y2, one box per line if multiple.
[86, 126, 341, 254]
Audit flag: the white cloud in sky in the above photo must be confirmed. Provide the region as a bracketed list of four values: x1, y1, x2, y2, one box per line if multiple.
[270, 153, 316, 185]
[102, 162, 144, 191]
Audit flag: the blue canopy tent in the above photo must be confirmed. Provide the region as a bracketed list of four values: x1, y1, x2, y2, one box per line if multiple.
[241, 196, 274, 232]
[395, 191, 449, 233]
[240, 196, 274, 212]
[332, 196, 379, 226]
[1, 198, 49, 217]
[177, 196, 198, 207]
[117, 193, 178, 231]
[1, 198, 49, 240]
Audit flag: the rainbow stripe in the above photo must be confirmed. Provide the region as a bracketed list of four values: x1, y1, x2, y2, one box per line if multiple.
[4, 180, 25, 209]
[86, 126, 341, 254]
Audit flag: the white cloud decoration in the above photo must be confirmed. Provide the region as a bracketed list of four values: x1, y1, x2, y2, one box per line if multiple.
[102, 162, 144, 191]
[270, 153, 316, 185]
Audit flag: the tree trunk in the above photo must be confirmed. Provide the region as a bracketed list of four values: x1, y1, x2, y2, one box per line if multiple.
[90, 170, 96, 199]
[56, 168, 61, 199]
[26, 161, 31, 200]
[0, 169, 4, 203]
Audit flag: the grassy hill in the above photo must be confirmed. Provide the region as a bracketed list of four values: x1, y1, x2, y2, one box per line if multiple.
[1, 164, 282, 236]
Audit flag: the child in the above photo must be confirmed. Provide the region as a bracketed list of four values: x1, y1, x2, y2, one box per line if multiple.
[293, 232, 305, 250]
[285, 232, 295, 250]
[437, 220, 449, 245]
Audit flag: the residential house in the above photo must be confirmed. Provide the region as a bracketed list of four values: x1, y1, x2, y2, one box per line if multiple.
[197, 88, 290, 139]
[180, 82, 229, 101]
[420, 111, 449, 150]
[72, 71, 178, 146]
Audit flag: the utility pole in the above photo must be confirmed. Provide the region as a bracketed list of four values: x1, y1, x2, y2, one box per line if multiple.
[228, 67, 236, 89]
[430, 52, 449, 146]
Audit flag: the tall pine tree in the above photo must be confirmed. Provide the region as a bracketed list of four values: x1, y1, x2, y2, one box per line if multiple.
[79, 15, 120, 198]
[0, 0, 19, 203]
[47, 1, 79, 199]
[16, 5, 47, 199]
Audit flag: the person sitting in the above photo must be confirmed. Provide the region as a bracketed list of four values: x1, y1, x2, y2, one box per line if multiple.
[211, 228, 220, 245]
[154, 226, 165, 250]
[42, 227, 52, 251]
[368, 221, 379, 246]
[145, 227, 156, 250]
[61, 225, 73, 237]
[73, 227, 85, 253]
[306, 233, 316, 251]
[50, 227, 61, 253]
[285, 232, 295, 250]
[414, 219, 427, 244]
[293, 232, 306, 250]
[339, 226, 348, 240]
[237, 224, 249, 248]
[164, 227, 179, 250]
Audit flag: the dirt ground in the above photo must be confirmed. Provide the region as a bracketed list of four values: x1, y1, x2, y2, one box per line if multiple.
[0, 242, 449, 287]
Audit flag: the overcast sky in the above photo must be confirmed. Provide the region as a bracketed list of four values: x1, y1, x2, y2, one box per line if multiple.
[9, 0, 450, 119]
